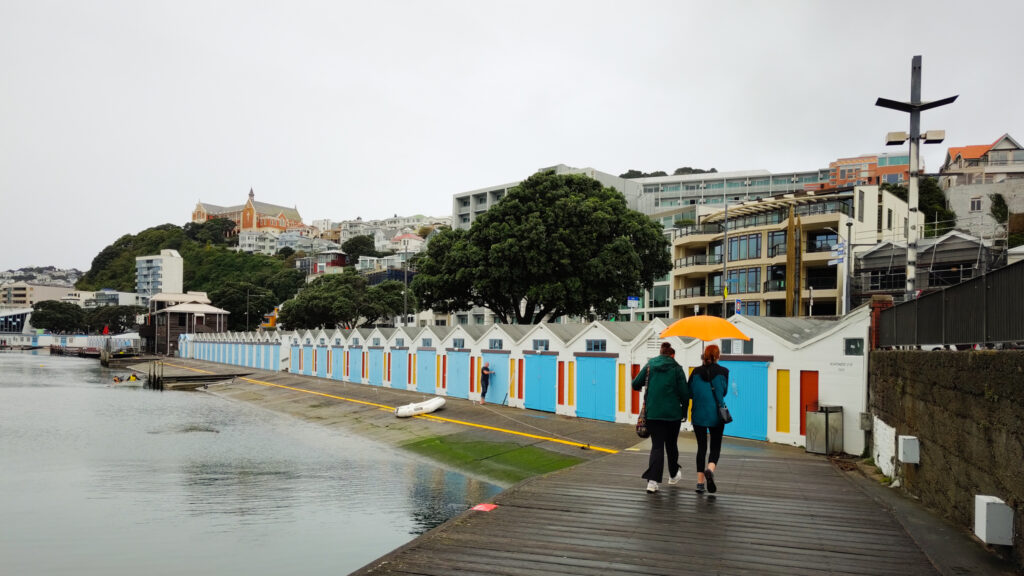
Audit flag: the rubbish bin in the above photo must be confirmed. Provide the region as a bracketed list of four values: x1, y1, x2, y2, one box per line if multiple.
[806, 405, 843, 454]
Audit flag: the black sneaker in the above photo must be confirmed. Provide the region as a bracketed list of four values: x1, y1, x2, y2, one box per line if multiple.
[695, 483, 706, 494]
[704, 468, 717, 493]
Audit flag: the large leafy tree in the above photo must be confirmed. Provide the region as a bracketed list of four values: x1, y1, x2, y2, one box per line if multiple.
[208, 281, 279, 331]
[84, 305, 145, 334]
[277, 269, 407, 329]
[30, 301, 86, 333]
[412, 170, 671, 324]
[341, 235, 379, 262]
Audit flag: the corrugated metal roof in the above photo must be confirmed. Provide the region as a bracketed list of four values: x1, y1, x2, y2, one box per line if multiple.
[740, 316, 841, 346]
[596, 321, 650, 342]
[545, 323, 587, 343]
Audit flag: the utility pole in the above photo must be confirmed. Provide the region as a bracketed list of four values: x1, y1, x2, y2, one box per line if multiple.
[876, 55, 957, 301]
[721, 196, 729, 318]
[402, 239, 409, 327]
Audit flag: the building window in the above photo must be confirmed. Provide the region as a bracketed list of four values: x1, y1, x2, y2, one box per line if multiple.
[373, 338, 380, 346]
[845, 338, 864, 356]
[474, 314, 485, 325]
[721, 338, 753, 354]
[488, 339, 502, 350]
[887, 209, 893, 230]
[422, 338, 432, 347]
[395, 338, 404, 347]
[726, 267, 761, 294]
[585, 339, 607, 352]
[727, 233, 761, 261]
[352, 338, 359, 346]
[858, 189, 865, 222]
[533, 339, 549, 351]
[970, 197, 982, 212]
[742, 301, 761, 316]
[453, 338, 465, 348]
[457, 315, 468, 325]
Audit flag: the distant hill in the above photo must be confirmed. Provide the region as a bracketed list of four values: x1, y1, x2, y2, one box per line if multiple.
[75, 220, 306, 330]
[0, 266, 82, 288]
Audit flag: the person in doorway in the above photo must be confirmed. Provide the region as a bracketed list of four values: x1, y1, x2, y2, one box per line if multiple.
[631, 342, 689, 494]
[688, 344, 729, 494]
[479, 362, 493, 405]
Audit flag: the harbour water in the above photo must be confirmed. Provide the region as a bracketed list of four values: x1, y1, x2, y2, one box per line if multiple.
[0, 352, 501, 576]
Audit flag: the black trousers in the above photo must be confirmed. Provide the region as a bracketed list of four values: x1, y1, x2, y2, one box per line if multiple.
[693, 423, 725, 472]
[642, 419, 682, 483]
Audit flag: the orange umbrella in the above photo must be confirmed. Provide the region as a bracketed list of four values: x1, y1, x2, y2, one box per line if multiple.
[660, 315, 750, 341]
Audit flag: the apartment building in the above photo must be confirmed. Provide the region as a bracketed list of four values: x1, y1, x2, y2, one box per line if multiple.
[669, 186, 919, 318]
[828, 152, 910, 188]
[0, 282, 73, 307]
[135, 249, 183, 306]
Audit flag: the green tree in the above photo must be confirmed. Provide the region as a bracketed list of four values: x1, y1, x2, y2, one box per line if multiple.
[183, 218, 235, 245]
[208, 281, 278, 331]
[84, 305, 145, 334]
[673, 167, 717, 175]
[411, 171, 672, 324]
[341, 235, 378, 262]
[277, 269, 405, 330]
[989, 193, 1009, 225]
[30, 301, 86, 333]
[416, 225, 435, 238]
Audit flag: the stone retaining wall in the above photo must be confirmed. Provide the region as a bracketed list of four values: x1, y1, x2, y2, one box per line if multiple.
[870, 350, 1024, 567]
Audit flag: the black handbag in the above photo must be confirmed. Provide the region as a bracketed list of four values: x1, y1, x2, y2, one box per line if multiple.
[710, 378, 733, 424]
[635, 366, 651, 438]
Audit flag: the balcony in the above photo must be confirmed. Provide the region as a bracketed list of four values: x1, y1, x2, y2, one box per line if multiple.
[672, 223, 723, 239]
[763, 279, 786, 292]
[674, 254, 723, 268]
[674, 286, 706, 299]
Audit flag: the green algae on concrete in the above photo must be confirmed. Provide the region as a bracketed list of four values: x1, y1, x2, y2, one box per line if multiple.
[402, 436, 584, 485]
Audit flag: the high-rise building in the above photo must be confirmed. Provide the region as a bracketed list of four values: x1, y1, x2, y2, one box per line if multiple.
[135, 249, 183, 306]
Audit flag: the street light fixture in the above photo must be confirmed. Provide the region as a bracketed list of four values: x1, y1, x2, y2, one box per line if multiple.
[876, 55, 957, 302]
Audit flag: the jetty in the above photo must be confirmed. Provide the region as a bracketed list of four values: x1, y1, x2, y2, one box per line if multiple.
[157, 358, 1019, 576]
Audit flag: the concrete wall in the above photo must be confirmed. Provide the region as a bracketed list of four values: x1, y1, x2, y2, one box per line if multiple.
[870, 350, 1024, 567]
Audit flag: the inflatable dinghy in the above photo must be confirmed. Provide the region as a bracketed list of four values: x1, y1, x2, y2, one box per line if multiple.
[394, 397, 446, 418]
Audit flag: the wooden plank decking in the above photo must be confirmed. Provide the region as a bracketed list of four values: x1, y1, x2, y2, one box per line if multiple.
[355, 449, 938, 576]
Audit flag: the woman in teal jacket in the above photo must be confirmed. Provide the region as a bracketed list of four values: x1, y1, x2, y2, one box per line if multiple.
[688, 344, 729, 494]
[631, 342, 690, 494]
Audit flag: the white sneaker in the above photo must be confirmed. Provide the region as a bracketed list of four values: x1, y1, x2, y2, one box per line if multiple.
[646, 480, 659, 493]
[668, 470, 683, 485]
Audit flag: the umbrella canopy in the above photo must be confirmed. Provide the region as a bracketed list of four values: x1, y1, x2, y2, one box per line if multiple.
[660, 315, 750, 341]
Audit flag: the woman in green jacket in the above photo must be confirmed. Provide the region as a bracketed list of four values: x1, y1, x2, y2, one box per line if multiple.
[631, 342, 690, 494]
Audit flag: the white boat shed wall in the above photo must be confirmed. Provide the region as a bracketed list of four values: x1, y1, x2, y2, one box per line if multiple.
[184, 312, 870, 453]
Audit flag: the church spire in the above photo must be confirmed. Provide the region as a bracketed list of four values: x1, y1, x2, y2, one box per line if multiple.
[249, 188, 255, 202]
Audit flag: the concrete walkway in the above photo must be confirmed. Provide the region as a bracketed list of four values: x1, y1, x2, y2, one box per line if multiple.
[156, 359, 1018, 576]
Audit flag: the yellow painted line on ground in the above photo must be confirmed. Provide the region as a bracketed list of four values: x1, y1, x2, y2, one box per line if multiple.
[163, 361, 620, 454]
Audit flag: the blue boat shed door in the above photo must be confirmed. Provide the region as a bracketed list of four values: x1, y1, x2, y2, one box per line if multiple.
[575, 356, 616, 422]
[719, 360, 769, 441]
[523, 354, 557, 413]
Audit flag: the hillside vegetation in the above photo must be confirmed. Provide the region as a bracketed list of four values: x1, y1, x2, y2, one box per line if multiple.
[76, 219, 305, 330]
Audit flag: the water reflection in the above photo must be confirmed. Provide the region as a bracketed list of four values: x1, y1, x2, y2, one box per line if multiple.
[0, 353, 503, 576]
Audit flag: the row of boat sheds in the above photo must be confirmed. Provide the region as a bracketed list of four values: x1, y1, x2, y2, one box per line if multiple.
[179, 304, 873, 456]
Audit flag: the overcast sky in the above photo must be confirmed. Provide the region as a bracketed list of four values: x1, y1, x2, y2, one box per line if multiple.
[2, 0, 1021, 272]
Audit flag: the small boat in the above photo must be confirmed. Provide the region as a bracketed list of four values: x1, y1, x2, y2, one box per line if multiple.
[394, 397, 445, 418]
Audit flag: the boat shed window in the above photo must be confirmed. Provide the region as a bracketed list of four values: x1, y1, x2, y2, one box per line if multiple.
[586, 339, 607, 352]
[453, 338, 465, 348]
[488, 339, 503, 350]
[533, 339, 550, 351]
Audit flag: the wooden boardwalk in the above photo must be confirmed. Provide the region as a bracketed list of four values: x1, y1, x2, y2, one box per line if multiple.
[354, 448, 938, 576]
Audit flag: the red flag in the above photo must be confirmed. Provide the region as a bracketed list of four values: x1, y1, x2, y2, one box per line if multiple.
[102, 325, 109, 335]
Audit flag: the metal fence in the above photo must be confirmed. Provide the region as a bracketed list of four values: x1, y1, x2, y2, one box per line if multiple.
[878, 259, 1024, 347]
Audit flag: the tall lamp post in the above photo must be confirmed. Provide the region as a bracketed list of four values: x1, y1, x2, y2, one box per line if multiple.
[876, 55, 957, 301]
[402, 239, 409, 327]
